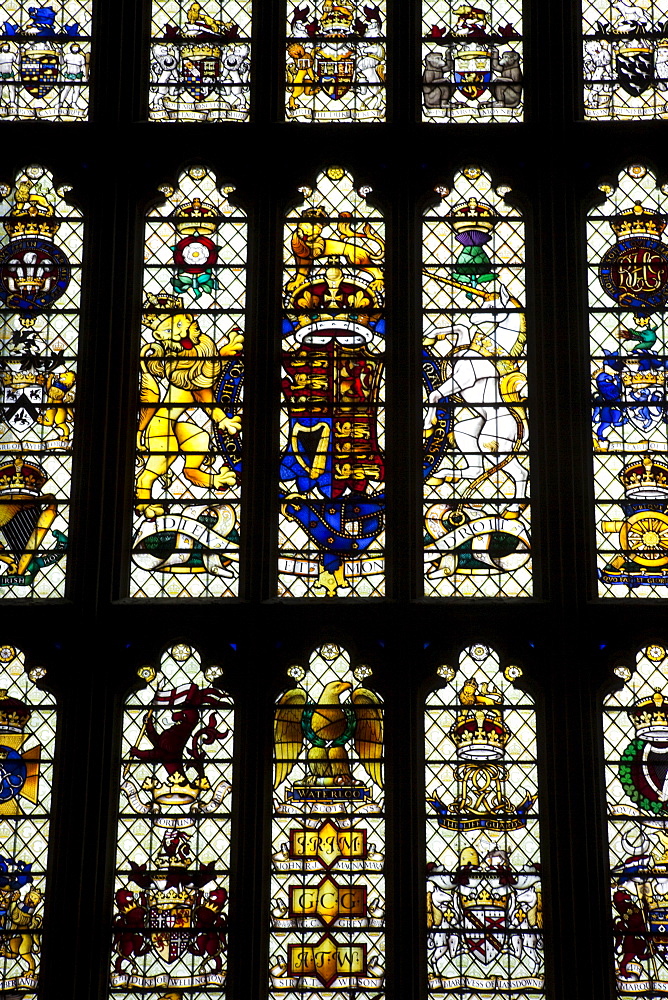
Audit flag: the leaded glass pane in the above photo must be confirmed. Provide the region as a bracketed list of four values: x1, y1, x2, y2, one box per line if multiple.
[0, 1, 90, 120]
[110, 643, 233, 998]
[285, 1, 386, 122]
[583, 0, 668, 120]
[425, 646, 543, 996]
[271, 644, 385, 999]
[422, 167, 531, 597]
[279, 166, 385, 598]
[0, 165, 82, 597]
[0, 644, 57, 996]
[588, 164, 668, 596]
[604, 643, 668, 993]
[131, 166, 245, 599]
[421, 0, 523, 122]
[149, 1, 251, 122]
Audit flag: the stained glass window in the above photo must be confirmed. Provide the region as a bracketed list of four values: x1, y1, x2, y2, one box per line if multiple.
[423, 167, 530, 597]
[603, 642, 668, 993]
[271, 643, 385, 997]
[279, 166, 385, 598]
[425, 645, 542, 996]
[285, 1, 386, 122]
[149, 1, 251, 122]
[131, 166, 245, 599]
[583, 0, 668, 120]
[0, 165, 81, 598]
[421, 0, 523, 121]
[0, 1, 90, 120]
[0, 644, 56, 995]
[111, 643, 233, 997]
[588, 164, 668, 596]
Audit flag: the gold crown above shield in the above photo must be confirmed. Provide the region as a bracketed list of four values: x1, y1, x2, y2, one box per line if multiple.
[460, 888, 507, 910]
[182, 41, 221, 59]
[147, 885, 196, 910]
[143, 770, 210, 805]
[610, 201, 666, 238]
[0, 371, 45, 388]
[620, 368, 666, 388]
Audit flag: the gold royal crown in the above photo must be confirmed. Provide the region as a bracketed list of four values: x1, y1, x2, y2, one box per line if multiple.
[147, 885, 197, 910]
[610, 201, 666, 238]
[460, 887, 507, 911]
[0, 693, 31, 733]
[321, 0, 354, 32]
[4, 182, 59, 240]
[449, 707, 510, 760]
[447, 198, 498, 234]
[0, 456, 47, 498]
[620, 455, 668, 499]
[174, 197, 219, 236]
[621, 367, 666, 389]
[630, 687, 668, 740]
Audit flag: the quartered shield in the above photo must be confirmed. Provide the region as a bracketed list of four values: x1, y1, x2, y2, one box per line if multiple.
[281, 333, 385, 565]
[316, 51, 355, 99]
[182, 54, 220, 101]
[454, 49, 491, 100]
[20, 49, 59, 98]
[281, 338, 384, 498]
[2, 380, 44, 437]
[148, 904, 191, 962]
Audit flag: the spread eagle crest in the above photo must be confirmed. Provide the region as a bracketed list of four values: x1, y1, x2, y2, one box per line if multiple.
[274, 680, 383, 789]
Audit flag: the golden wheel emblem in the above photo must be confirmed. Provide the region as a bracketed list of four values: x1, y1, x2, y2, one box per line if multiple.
[620, 510, 668, 567]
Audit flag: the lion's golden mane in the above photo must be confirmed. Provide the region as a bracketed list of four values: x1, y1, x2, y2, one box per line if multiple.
[141, 332, 223, 390]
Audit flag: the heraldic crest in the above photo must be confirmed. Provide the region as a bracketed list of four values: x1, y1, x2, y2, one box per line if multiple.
[111, 643, 234, 990]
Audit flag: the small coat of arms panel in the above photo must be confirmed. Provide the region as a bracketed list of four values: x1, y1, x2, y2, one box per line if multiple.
[149, 0, 251, 121]
[422, 0, 524, 122]
[0, 2, 91, 121]
[285, 1, 386, 122]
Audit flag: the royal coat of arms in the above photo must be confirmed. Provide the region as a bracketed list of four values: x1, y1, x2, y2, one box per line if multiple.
[279, 173, 385, 597]
[286, 1, 386, 121]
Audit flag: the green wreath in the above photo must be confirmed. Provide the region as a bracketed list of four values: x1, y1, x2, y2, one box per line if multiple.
[301, 704, 357, 748]
[619, 738, 667, 816]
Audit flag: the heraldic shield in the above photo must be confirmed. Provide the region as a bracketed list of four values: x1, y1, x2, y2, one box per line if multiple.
[454, 48, 492, 100]
[317, 51, 355, 100]
[281, 332, 385, 573]
[20, 50, 59, 99]
[181, 49, 221, 102]
[280, 167, 386, 596]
